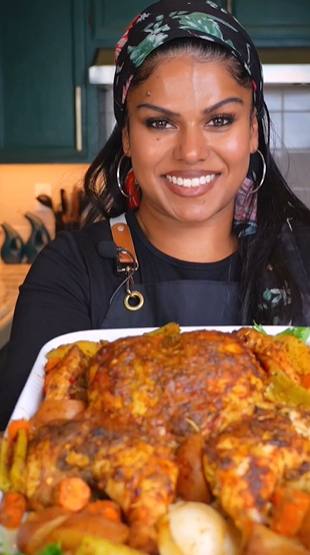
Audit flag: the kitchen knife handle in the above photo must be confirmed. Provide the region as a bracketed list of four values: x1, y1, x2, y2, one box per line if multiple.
[75, 86, 83, 152]
[226, 0, 233, 13]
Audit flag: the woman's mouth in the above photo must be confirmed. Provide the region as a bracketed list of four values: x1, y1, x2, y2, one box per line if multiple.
[164, 174, 218, 188]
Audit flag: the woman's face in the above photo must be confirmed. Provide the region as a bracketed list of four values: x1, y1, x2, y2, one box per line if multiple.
[122, 55, 258, 225]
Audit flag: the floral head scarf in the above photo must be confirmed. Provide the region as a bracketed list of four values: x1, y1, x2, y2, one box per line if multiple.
[113, 0, 264, 125]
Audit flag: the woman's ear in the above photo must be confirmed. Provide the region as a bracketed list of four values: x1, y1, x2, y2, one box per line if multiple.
[122, 125, 131, 157]
[250, 112, 259, 154]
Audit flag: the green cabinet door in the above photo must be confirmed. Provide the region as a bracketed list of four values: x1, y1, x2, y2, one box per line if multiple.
[90, 0, 226, 45]
[233, 0, 310, 47]
[90, 0, 149, 45]
[0, 0, 91, 163]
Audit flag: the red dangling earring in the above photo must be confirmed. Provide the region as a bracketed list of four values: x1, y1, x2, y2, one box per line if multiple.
[124, 170, 141, 209]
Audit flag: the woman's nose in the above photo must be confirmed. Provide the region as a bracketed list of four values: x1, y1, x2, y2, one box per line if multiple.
[173, 125, 209, 164]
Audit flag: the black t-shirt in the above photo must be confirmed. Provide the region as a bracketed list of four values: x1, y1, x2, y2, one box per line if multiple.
[0, 211, 240, 429]
[127, 211, 240, 283]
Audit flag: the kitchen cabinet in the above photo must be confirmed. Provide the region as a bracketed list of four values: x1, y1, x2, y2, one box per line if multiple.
[228, 0, 310, 47]
[90, 0, 154, 45]
[90, 0, 226, 45]
[0, 0, 95, 163]
[90, 0, 310, 48]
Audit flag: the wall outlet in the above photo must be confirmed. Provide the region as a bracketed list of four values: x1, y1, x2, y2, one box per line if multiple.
[34, 183, 52, 212]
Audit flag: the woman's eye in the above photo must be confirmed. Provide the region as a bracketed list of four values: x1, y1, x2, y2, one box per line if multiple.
[209, 115, 235, 127]
[146, 118, 173, 130]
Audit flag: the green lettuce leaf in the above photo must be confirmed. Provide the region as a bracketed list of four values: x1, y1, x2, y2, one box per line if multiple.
[252, 322, 310, 344]
[276, 327, 310, 343]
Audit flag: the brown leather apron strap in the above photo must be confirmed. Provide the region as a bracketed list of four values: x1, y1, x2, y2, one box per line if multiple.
[110, 214, 139, 269]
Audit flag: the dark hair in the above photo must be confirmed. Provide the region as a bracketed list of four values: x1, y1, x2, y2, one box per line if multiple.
[84, 38, 310, 325]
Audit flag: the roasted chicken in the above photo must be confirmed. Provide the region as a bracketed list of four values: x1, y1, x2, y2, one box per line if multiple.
[4, 326, 310, 554]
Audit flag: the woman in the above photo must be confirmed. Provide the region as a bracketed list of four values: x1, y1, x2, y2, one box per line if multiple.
[1, 0, 310, 428]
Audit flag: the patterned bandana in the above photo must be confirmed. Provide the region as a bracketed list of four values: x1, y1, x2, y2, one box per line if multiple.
[113, 0, 264, 125]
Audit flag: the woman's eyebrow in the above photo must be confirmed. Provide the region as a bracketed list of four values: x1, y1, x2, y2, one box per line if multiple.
[136, 97, 244, 117]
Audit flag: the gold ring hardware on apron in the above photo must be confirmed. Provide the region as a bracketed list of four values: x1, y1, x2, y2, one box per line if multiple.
[109, 216, 144, 311]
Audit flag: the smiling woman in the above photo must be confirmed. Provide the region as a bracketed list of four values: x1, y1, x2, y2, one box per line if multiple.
[121, 55, 258, 261]
[2, 0, 310, 429]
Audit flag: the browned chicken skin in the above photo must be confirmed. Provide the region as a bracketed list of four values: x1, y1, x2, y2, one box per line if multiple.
[204, 406, 310, 532]
[25, 414, 178, 553]
[88, 330, 266, 436]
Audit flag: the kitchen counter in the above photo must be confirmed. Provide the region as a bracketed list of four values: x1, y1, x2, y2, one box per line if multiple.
[0, 264, 31, 350]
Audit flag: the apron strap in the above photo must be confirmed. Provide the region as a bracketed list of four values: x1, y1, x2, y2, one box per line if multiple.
[109, 214, 139, 273]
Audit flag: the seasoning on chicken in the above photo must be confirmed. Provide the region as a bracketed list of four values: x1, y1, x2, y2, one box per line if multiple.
[24, 414, 178, 553]
[203, 406, 310, 534]
[88, 329, 266, 436]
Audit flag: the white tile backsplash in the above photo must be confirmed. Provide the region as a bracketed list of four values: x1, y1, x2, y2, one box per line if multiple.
[283, 86, 310, 111]
[264, 89, 283, 111]
[283, 112, 310, 150]
[264, 84, 310, 207]
[269, 112, 283, 150]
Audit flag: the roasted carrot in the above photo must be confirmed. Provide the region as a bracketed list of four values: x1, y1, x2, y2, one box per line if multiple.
[45, 358, 61, 373]
[58, 477, 91, 512]
[301, 374, 310, 390]
[85, 500, 122, 523]
[0, 492, 27, 529]
[7, 419, 30, 442]
[271, 486, 310, 537]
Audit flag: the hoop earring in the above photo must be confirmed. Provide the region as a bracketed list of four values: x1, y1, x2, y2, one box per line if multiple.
[116, 154, 140, 199]
[245, 150, 266, 195]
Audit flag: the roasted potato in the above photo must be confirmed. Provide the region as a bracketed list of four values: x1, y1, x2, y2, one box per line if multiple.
[244, 524, 309, 555]
[76, 535, 148, 555]
[16, 506, 71, 554]
[46, 340, 106, 362]
[176, 434, 211, 503]
[41, 512, 129, 551]
[157, 501, 241, 555]
[157, 515, 184, 555]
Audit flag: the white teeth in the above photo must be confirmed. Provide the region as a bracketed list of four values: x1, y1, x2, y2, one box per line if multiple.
[165, 174, 217, 188]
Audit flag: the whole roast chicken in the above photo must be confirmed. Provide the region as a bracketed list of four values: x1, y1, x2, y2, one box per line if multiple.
[18, 327, 310, 553]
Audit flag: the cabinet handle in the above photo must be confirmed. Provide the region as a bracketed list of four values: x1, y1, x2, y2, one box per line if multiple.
[75, 86, 83, 152]
[226, 0, 233, 13]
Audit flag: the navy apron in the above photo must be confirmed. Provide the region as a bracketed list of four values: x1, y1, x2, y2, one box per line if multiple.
[100, 216, 241, 329]
[100, 280, 241, 329]
[99, 218, 310, 329]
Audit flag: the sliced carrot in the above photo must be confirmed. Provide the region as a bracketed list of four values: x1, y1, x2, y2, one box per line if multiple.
[58, 477, 91, 512]
[301, 374, 310, 390]
[7, 419, 30, 442]
[45, 358, 61, 373]
[271, 486, 310, 537]
[85, 500, 122, 523]
[0, 492, 27, 529]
